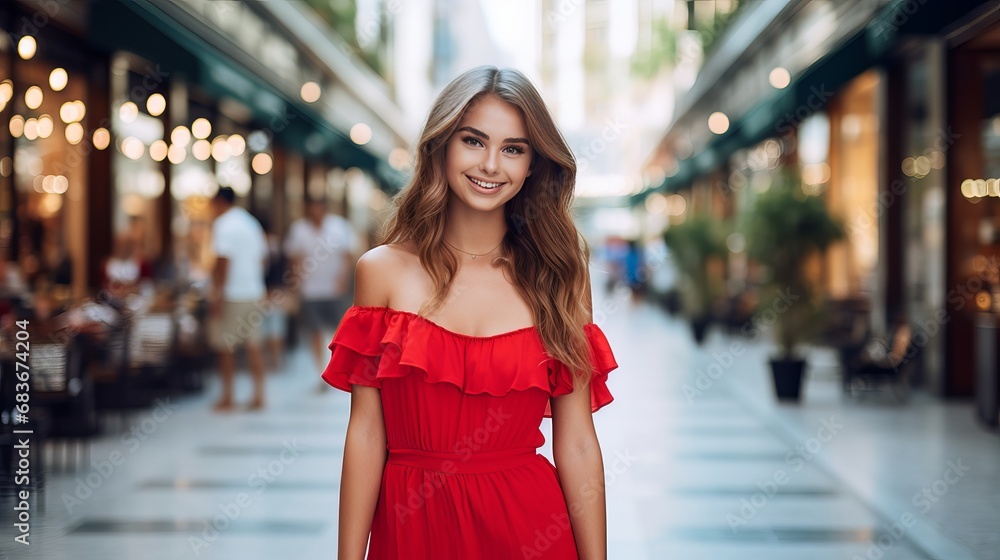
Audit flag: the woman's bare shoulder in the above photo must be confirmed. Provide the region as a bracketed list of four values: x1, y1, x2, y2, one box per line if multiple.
[354, 241, 418, 306]
[358, 240, 418, 268]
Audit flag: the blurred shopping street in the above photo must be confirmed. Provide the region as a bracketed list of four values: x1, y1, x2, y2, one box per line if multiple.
[4, 0, 1000, 558]
[3, 278, 997, 560]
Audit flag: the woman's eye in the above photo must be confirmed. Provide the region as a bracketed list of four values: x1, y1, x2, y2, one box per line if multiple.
[504, 146, 525, 155]
[461, 135, 483, 147]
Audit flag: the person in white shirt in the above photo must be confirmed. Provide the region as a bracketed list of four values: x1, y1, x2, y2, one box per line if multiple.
[284, 199, 360, 390]
[209, 187, 269, 411]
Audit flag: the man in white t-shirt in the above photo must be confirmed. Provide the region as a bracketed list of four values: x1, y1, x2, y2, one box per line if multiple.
[285, 199, 360, 389]
[210, 187, 269, 411]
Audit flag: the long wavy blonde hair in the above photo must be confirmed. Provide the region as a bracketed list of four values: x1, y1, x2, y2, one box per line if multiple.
[378, 65, 594, 383]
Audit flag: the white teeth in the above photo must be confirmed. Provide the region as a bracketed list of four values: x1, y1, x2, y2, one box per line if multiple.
[469, 176, 502, 189]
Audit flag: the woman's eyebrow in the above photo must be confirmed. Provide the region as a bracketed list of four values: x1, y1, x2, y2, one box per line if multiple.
[458, 126, 530, 145]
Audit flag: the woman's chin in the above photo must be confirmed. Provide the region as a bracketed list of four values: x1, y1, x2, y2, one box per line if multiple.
[449, 190, 511, 213]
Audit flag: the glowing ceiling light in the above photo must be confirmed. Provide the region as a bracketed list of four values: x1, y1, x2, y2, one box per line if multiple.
[18, 36, 36, 60]
[167, 143, 186, 164]
[227, 134, 246, 157]
[171, 126, 191, 147]
[146, 93, 166, 117]
[769, 67, 791, 89]
[93, 128, 111, 150]
[192, 139, 211, 161]
[121, 136, 145, 160]
[9, 115, 25, 138]
[25, 86, 43, 110]
[23, 118, 38, 140]
[350, 123, 372, 145]
[644, 193, 667, 214]
[192, 118, 212, 139]
[708, 112, 729, 135]
[119, 101, 138, 123]
[60, 101, 78, 123]
[65, 122, 84, 145]
[388, 147, 411, 170]
[251, 153, 273, 174]
[36, 114, 54, 138]
[49, 68, 68, 92]
[52, 175, 69, 194]
[149, 140, 168, 162]
[300, 81, 321, 103]
[211, 136, 231, 162]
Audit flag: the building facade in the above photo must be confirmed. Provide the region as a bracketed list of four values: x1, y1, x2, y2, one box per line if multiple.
[638, 0, 999, 399]
[1, 0, 413, 301]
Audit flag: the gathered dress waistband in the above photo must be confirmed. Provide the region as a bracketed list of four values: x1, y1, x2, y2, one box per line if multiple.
[387, 447, 538, 474]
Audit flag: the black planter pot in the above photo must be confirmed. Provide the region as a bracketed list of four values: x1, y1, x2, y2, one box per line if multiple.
[769, 358, 806, 401]
[689, 317, 710, 345]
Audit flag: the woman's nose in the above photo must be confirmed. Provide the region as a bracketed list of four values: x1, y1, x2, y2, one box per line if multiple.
[479, 150, 499, 174]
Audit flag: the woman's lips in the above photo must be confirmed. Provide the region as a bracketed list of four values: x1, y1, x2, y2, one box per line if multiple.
[466, 175, 506, 194]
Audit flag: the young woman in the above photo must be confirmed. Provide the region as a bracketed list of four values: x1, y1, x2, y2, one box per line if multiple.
[322, 65, 619, 560]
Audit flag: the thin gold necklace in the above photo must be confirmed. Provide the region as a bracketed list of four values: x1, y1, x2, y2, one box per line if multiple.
[443, 238, 504, 260]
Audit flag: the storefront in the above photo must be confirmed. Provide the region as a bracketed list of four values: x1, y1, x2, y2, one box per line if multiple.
[2, 0, 407, 304]
[941, 14, 1000, 397]
[1, 0, 98, 301]
[637, 0, 997, 399]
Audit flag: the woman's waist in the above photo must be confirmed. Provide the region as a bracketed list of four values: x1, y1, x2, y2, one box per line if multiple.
[385, 446, 541, 474]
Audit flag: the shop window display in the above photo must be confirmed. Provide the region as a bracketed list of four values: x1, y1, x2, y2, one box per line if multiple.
[8, 49, 90, 302]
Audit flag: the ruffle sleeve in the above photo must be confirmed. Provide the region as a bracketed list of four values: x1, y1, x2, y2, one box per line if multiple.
[321, 307, 388, 392]
[544, 323, 619, 418]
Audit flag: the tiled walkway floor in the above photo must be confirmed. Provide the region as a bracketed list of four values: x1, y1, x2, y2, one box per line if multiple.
[3, 288, 997, 559]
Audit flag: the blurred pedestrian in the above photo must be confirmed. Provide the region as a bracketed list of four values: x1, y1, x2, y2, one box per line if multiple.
[603, 236, 628, 293]
[208, 187, 268, 411]
[624, 238, 646, 300]
[284, 199, 359, 391]
[259, 216, 289, 374]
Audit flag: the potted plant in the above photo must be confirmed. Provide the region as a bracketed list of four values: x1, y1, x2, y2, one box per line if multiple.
[662, 215, 729, 344]
[744, 180, 845, 401]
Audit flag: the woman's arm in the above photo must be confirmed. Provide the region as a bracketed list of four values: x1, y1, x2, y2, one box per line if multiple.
[338, 251, 391, 559]
[339, 385, 387, 559]
[552, 268, 607, 559]
[551, 384, 607, 560]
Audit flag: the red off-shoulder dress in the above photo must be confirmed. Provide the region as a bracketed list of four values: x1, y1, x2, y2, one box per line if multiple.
[322, 305, 619, 560]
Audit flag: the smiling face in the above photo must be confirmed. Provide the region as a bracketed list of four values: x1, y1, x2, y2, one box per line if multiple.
[444, 95, 533, 213]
